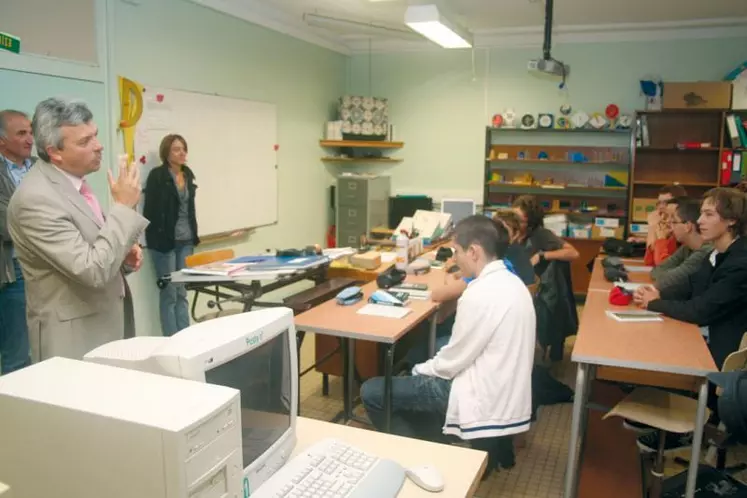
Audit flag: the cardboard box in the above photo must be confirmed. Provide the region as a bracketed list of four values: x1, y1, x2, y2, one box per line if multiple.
[632, 198, 657, 223]
[663, 81, 732, 110]
[592, 225, 624, 240]
[350, 251, 382, 270]
[594, 217, 620, 228]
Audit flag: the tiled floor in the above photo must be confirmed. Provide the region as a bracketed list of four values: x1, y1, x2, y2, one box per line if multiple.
[297, 333, 747, 497]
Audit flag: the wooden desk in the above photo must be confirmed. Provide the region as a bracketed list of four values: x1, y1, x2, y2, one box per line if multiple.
[294, 417, 487, 497]
[319, 243, 449, 380]
[296, 269, 448, 430]
[564, 263, 717, 498]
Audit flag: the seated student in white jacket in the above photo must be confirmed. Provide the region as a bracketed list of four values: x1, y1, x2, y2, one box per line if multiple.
[360, 215, 536, 443]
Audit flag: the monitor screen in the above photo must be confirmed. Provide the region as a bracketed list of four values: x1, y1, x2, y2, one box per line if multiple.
[205, 329, 291, 468]
[442, 199, 476, 226]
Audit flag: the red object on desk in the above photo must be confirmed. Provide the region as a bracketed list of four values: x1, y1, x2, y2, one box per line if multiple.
[609, 287, 632, 306]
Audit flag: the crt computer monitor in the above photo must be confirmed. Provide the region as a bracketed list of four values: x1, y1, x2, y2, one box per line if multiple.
[441, 198, 476, 226]
[84, 307, 298, 494]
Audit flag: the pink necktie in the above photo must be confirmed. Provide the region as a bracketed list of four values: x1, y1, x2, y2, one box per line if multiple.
[81, 180, 125, 298]
[80, 180, 104, 224]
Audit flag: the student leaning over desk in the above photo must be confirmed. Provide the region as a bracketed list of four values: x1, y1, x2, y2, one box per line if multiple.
[635, 187, 747, 369]
[142, 134, 200, 337]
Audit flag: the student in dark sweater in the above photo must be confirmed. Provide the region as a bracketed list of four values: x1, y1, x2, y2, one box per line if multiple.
[635, 188, 747, 369]
[492, 210, 536, 285]
[511, 195, 580, 275]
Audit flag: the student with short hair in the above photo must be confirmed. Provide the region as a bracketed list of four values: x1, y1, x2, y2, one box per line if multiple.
[636, 188, 747, 369]
[361, 216, 536, 446]
[649, 198, 712, 291]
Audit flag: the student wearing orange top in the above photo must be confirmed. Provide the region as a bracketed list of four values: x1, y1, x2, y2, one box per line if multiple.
[640, 185, 687, 266]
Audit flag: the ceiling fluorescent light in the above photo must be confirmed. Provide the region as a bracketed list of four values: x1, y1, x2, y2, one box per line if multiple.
[405, 4, 472, 48]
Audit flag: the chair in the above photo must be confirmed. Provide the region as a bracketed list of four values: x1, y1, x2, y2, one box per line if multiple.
[184, 249, 243, 322]
[603, 338, 747, 498]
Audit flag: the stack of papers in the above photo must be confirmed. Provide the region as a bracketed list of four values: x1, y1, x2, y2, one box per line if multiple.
[357, 304, 412, 319]
[606, 310, 663, 322]
[181, 262, 249, 276]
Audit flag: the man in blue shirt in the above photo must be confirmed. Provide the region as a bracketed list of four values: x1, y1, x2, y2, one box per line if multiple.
[0, 110, 35, 374]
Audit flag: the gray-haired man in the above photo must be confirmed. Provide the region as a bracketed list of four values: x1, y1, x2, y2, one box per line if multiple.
[0, 110, 34, 374]
[8, 97, 149, 362]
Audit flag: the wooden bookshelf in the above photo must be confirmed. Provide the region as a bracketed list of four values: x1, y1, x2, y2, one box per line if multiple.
[319, 140, 404, 148]
[483, 126, 634, 295]
[321, 157, 402, 163]
[631, 110, 723, 222]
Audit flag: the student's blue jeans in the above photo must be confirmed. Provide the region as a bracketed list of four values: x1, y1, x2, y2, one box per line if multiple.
[360, 374, 452, 441]
[0, 259, 31, 374]
[151, 243, 193, 336]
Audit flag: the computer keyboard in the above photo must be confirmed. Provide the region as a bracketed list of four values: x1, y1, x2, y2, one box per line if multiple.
[251, 438, 406, 498]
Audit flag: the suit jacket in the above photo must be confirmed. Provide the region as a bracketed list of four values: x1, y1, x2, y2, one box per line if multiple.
[7, 161, 149, 362]
[0, 155, 37, 286]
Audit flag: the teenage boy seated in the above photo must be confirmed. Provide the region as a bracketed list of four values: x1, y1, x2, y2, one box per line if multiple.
[649, 197, 712, 291]
[635, 188, 747, 370]
[360, 215, 536, 443]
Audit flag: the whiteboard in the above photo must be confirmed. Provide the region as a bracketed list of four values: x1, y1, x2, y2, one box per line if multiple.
[134, 86, 278, 238]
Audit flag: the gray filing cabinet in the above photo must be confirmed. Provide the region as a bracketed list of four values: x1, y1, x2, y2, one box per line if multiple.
[336, 176, 390, 247]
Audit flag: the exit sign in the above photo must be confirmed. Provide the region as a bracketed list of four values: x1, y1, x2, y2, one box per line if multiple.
[0, 32, 20, 54]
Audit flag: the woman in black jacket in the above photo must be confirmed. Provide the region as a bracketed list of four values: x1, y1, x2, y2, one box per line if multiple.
[143, 134, 200, 336]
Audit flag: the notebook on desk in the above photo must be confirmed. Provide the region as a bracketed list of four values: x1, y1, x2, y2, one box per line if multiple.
[229, 255, 328, 271]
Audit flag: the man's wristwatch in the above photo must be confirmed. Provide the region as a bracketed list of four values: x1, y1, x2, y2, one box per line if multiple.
[537, 250, 546, 262]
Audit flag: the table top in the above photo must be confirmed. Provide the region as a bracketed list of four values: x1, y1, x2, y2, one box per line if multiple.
[573, 264, 716, 377]
[294, 417, 487, 498]
[294, 268, 449, 343]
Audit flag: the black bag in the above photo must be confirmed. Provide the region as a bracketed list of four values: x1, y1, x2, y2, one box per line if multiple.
[601, 256, 629, 282]
[376, 267, 406, 289]
[531, 365, 574, 420]
[603, 238, 646, 258]
[662, 465, 747, 497]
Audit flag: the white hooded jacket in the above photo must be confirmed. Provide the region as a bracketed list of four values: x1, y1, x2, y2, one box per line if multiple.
[413, 259, 536, 440]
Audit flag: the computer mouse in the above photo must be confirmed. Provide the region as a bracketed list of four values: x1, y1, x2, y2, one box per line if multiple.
[405, 465, 444, 492]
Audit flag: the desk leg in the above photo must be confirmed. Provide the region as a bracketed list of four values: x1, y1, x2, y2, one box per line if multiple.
[563, 363, 591, 498]
[342, 338, 356, 422]
[383, 343, 396, 433]
[427, 313, 438, 358]
[684, 379, 709, 498]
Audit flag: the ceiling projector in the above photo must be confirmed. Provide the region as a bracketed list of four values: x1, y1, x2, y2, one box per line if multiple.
[528, 58, 570, 77]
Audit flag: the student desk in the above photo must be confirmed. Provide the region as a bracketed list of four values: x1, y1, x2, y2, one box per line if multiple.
[318, 242, 451, 381]
[295, 268, 451, 431]
[294, 417, 487, 497]
[564, 265, 717, 498]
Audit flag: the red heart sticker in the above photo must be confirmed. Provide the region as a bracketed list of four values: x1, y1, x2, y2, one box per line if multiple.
[274, 144, 279, 151]
[139, 155, 147, 164]
[156, 94, 164, 103]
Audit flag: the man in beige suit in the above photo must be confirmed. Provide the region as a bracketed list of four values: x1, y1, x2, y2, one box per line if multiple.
[8, 97, 149, 362]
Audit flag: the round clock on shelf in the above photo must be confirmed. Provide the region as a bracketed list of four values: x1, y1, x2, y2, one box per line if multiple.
[538, 114, 554, 128]
[503, 108, 517, 128]
[560, 104, 572, 116]
[520, 114, 536, 129]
